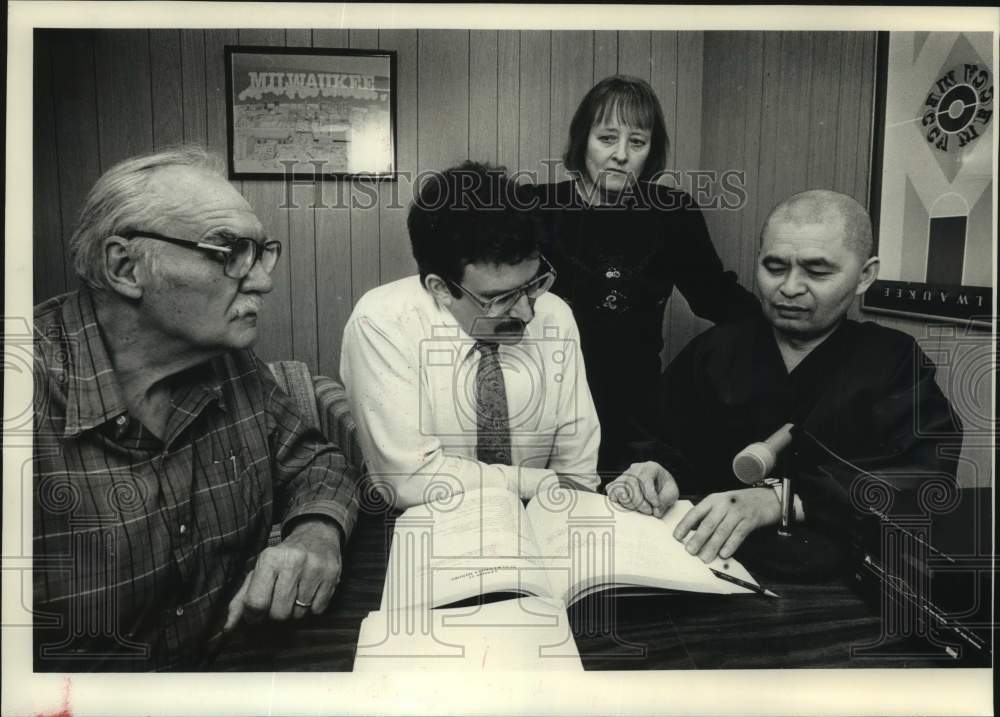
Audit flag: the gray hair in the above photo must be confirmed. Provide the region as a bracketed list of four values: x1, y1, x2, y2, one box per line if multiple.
[762, 189, 874, 261]
[69, 145, 226, 290]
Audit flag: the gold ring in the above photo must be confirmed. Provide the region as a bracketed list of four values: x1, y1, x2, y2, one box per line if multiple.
[294, 598, 312, 608]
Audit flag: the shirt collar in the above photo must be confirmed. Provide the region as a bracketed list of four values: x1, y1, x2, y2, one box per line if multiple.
[61, 287, 130, 437]
[427, 292, 481, 363]
[60, 287, 225, 439]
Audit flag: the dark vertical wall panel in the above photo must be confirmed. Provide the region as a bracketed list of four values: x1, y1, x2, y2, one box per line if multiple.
[735, 33, 767, 287]
[203, 30, 236, 159]
[593, 31, 618, 80]
[673, 31, 704, 186]
[549, 31, 593, 184]
[50, 30, 101, 295]
[650, 32, 713, 363]
[285, 29, 319, 373]
[377, 29, 419, 286]
[618, 31, 651, 81]
[180, 30, 208, 145]
[417, 30, 470, 172]
[496, 31, 520, 172]
[771, 33, 813, 204]
[312, 29, 352, 378]
[348, 29, 383, 307]
[853, 33, 876, 204]
[469, 30, 499, 165]
[33, 34, 66, 303]
[753, 32, 784, 243]
[94, 30, 154, 168]
[805, 32, 842, 190]
[650, 31, 679, 177]
[518, 31, 551, 181]
[149, 30, 184, 148]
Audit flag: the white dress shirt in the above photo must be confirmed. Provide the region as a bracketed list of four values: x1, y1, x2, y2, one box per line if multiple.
[341, 276, 601, 508]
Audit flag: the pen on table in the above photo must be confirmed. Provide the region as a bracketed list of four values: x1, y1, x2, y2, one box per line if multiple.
[709, 568, 780, 597]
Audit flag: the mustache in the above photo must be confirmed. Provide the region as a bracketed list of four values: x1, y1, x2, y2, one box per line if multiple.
[470, 316, 526, 335]
[231, 296, 263, 318]
[495, 319, 525, 333]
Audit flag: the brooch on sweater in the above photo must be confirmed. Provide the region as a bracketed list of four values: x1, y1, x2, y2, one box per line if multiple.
[599, 266, 630, 312]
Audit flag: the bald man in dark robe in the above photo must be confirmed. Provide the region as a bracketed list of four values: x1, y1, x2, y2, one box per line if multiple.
[607, 190, 963, 565]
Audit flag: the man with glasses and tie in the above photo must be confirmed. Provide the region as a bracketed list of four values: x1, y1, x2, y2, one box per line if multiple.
[32, 146, 358, 670]
[341, 161, 601, 509]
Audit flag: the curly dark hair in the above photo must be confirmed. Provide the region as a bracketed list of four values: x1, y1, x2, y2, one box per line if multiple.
[408, 161, 540, 295]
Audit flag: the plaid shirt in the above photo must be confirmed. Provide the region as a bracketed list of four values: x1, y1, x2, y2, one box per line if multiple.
[32, 288, 359, 671]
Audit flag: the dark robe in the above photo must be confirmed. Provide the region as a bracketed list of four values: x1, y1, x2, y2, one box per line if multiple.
[524, 180, 759, 474]
[634, 314, 964, 540]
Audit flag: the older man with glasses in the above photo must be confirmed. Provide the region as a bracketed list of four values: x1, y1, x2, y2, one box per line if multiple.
[32, 146, 359, 671]
[341, 161, 601, 510]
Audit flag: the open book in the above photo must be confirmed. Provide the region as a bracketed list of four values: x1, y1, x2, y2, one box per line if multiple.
[381, 487, 764, 611]
[354, 597, 583, 671]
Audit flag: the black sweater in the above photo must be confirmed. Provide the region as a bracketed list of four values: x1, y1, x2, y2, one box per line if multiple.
[524, 180, 759, 474]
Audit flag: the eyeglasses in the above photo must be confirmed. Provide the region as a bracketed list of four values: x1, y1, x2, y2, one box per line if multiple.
[448, 255, 557, 317]
[120, 230, 282, 280]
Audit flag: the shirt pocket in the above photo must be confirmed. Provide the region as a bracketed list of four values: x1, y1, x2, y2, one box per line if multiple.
[201, 446, 272, 553]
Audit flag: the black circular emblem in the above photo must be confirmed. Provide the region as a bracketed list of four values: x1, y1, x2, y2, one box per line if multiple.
[922, 62, 993, 153]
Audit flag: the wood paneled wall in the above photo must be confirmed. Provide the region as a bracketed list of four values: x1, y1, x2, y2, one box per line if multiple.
[32, 28, 990, 486]
[698, 31, 991, 487]
[33, 28, 705, 377]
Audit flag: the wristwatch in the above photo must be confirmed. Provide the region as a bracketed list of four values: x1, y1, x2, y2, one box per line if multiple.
[752, 477, 782, 504]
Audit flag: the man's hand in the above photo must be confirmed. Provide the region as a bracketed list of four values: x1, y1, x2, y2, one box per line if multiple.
[673, 488, 781, 563]
[606, 462, 679, 518]
[224, 517, 343, 632]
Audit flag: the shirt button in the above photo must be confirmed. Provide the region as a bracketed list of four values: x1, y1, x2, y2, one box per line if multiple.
[179, 524, 187, 535]
[116, 416, 127, 426]
[175, 606, 185, 617]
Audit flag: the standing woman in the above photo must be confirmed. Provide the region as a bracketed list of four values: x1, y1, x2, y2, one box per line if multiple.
[526, 75, 758, 476]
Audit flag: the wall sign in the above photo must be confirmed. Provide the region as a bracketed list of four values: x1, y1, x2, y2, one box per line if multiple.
[225, 45, 397, 180]
[863, 32, 994, 328]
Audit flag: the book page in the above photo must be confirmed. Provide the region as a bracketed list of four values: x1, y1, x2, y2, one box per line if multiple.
[525, 492, 758, 603]
[354, 597, 582, 671]
[382, 487, 554, 610]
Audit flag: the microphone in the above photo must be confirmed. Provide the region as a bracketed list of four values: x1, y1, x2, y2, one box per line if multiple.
[731, 423, 794, 485]
[733, 424, 847, 581]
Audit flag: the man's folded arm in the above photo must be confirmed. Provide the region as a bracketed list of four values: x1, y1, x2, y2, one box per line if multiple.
[340, 315, 555, 509]
[257, 355, 360, 543]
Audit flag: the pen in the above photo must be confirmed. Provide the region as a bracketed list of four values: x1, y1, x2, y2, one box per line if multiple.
[709, 568, 780, 597]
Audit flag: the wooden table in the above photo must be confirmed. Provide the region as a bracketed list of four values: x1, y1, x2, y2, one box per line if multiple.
[213, 500, 986, 671]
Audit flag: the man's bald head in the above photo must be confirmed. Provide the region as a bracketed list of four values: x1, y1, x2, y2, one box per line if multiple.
[762, 190, 873, 261]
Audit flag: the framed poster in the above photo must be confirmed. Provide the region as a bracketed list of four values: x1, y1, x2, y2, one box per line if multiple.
[863, 32, 994, 328]
[224, 45, 397, 179]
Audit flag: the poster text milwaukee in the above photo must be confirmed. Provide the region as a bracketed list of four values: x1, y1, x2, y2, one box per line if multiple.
[239, 71, 377, 100]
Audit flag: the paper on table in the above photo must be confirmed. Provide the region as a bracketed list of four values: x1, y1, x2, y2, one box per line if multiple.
[379, 488, 551, 611]
[353, 596, 582, 671]
[528, 495, 761, 601]
[662, 500, 760, 585]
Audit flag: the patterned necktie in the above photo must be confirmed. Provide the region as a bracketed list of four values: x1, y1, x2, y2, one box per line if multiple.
[475, 341, 512, 465]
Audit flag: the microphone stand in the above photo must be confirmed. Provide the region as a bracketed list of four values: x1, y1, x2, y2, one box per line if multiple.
[775, 428, 802, 538]
[777, 476, 794, 538]
[736, 428, 845, 580]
